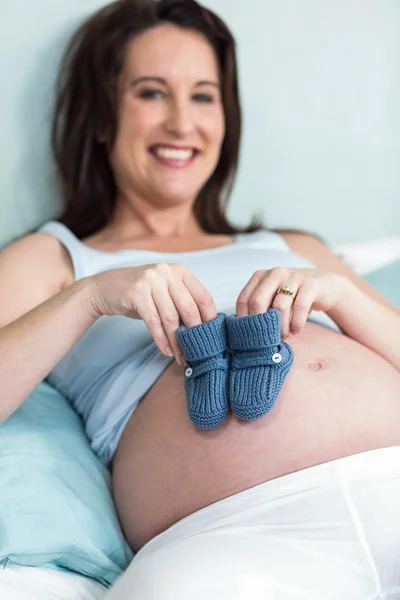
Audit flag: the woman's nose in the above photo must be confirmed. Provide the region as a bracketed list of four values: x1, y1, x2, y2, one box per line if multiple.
[164, 101, 195, 137]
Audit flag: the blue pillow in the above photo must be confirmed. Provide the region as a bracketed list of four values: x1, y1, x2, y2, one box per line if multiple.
[0, 382, 133, 586]
[365, 259, 400, 308]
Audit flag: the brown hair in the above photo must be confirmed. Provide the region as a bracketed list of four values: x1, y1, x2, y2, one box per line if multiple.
[51, 0, 264, 239]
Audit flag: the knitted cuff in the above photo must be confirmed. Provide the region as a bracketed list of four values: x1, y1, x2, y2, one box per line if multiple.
[226, 309, 281, 351]
[177, 313, 227, 362]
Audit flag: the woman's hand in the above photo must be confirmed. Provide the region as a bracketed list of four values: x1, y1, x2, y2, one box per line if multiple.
[236, 267, 352, 338]
[89, 263, 217, 365]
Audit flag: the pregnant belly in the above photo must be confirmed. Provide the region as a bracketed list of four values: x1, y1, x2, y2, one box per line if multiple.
[112, 322, 400, 551]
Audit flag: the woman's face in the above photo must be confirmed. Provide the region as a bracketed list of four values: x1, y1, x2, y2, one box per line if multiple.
[110, 23, 226, 209]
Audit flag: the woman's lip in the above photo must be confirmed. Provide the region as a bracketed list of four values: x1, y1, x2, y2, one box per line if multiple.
[149, 144, 200, 152]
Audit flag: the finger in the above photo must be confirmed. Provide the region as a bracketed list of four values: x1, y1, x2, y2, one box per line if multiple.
[271, 277, 303, 337]
[135, 294, 176, 359]
[152, 282, 197, 365]
[181, 270, 217, 323]
[290, 280, 315, 334]
[246, 275, 286, 317]
[168, 282, 203, 329]
[272, 292, 295, 338]
[236, 271, 267, 317]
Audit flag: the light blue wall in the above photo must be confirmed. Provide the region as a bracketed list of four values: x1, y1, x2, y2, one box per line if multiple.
[0, 0, 103, 247]
[206, 0, 400, 243]
[0, 0, 399, 247]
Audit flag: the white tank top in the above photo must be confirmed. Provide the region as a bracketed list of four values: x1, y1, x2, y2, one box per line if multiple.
[38, 221, 340, 464]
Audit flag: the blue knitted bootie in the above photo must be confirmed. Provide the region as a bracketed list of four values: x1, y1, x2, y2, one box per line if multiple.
[226, 309, 294, 421]
[177, 313, 230, 430]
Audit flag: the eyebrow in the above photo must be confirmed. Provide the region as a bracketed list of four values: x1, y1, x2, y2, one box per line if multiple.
[131, 76, 221, 89]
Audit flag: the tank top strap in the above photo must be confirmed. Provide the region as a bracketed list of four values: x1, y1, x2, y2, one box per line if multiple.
[38, 221, 89, 280]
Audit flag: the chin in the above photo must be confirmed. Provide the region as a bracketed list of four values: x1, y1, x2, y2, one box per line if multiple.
[155, 185, 203, 205]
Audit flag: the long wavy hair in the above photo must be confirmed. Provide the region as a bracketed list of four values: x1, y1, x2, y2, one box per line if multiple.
[51, 0, 265, 239]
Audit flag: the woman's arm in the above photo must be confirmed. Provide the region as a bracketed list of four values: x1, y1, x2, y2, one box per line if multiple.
[0, 234, 98, 423]
[281, 232, 399, 314]
[0, 234, 217, 423]
[281, 233, 400, 370]
[327, 282, 400, 370]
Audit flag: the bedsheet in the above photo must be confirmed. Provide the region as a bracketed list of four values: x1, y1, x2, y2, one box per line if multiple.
[0, 564, 107, 600]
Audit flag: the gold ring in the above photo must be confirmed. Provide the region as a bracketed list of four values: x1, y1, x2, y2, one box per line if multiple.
[276, 284, 297, 299]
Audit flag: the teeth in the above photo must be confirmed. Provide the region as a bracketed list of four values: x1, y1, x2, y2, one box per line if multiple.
[154, 147, 195, 161]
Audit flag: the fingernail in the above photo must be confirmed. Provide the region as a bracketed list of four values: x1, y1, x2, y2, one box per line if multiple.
[166, 346, 174, 357]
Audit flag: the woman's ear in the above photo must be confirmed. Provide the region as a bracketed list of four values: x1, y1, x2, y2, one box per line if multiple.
[96, 128, 112, 151]
[96, 130, 107, 144]
[95, 119, 112, 145]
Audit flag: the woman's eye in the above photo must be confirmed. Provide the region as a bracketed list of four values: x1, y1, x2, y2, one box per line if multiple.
[138, 89, 165, 100]
[192, 94, 214, 103]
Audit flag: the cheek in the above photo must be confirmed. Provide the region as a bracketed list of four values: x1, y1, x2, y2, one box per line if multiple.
[118, 99, 163, 146]
[120, 119, 145, 149]
[112, 111, 159, 174]
[201, 113, 225, 154]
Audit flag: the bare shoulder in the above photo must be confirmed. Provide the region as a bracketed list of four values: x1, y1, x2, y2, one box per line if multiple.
[280, 231, 399, 313]
[280, 231, 340, 267]
[0, 232, 75, 328]
[0, 232, 74, 287]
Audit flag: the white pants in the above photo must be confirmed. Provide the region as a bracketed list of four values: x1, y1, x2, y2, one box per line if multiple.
[105, 446, 400, 600]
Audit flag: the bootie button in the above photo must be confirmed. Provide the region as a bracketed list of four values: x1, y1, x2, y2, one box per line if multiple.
[272, 353, 282, 364]
[185, 367, 193, 377]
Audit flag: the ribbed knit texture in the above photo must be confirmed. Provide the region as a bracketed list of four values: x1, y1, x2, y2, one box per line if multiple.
[177, 313, 230, 429]
[227, 309, 281, 351]
[226, 309, 294, 420]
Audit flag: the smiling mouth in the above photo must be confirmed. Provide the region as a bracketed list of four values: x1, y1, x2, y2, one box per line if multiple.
[149, 145, 200, 167]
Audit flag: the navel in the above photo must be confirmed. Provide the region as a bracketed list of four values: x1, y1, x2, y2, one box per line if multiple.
[308, 359, 328, 371]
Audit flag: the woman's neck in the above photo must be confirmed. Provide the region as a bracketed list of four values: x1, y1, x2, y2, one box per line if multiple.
[107, 195, 205, 241]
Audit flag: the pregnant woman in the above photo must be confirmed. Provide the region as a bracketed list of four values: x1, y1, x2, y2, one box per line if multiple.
[0, 0, 399, 598]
